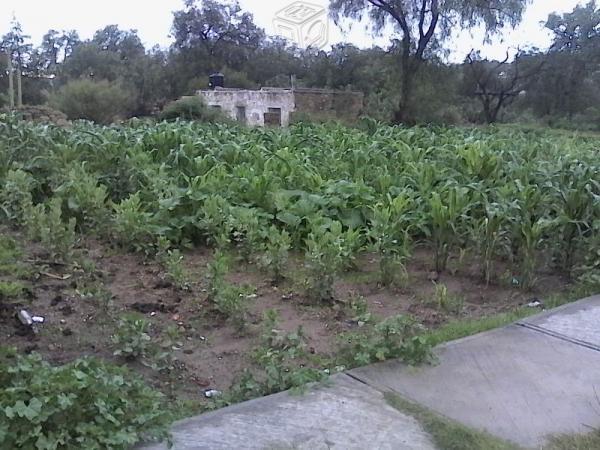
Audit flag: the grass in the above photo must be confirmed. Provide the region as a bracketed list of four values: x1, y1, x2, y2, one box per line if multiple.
[426, 285, 597, 346]
[0, 280, 25, 299]
[385, 392, 521, 450]
[546, 429, 600, 449]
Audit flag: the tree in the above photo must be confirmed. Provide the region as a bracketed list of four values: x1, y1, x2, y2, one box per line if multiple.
[1, 17, 33, 107]
[465, 49, 543, 123]
[329, 0, 530, 123]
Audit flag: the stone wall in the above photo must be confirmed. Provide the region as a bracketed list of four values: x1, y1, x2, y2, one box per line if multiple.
[293, 88, 364, 123]
[197, 87, 364, 126]
[198, 88, 295, 126]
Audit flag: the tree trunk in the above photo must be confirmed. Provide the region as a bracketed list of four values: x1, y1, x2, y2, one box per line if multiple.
[394, 56, 420, 125]
[16, 62, 22, 107]
[7, 56, 14, 109]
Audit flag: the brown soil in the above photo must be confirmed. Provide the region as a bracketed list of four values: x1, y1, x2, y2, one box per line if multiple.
[0, 228, 573, 407]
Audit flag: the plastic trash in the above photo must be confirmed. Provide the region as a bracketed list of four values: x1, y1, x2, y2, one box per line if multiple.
[204, 389, 222, 398]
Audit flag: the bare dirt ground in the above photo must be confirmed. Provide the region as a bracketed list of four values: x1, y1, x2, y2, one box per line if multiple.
[0, 226, 572, 406]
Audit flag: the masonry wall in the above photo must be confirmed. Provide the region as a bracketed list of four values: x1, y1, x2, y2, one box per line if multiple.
[198, 89, 295, 126]
[293, 88, 364, 124]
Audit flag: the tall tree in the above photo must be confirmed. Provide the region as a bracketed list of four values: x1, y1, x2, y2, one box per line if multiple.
[1, 17, 32, 107]
[329, 0, 530, 123]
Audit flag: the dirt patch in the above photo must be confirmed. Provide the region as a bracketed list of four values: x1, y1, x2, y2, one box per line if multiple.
[0, 227, 573, 407]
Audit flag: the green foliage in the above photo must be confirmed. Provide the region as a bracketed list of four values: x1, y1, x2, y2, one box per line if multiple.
[0, 349, 172, 449]
[339, 315, 433, 368]
[111, 314, 167, 368]
[49, 78, 135, 124]
[156, 237, 190, 290]
[303, 220, 354, 303]
[386, 393, 520, 450]
[259, 226, 291, 283]
[368, 195, 412, 286]
[0, 169, 35, 224]
[0, 281, 25, 300]
[112, 193, 156, 251]
[222, 310, 327, 404]
[54, 163, 110, 231]
[432, 282, 464, 315]
[206, 249, 252, 331]
[24, 198, 77, 263]
[159, 96, 226, 123]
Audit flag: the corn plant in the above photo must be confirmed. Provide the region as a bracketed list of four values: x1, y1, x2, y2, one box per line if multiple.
[471, 203, 510, 285]
[427, 187, 470, 273]
[368, 195, 412, 286]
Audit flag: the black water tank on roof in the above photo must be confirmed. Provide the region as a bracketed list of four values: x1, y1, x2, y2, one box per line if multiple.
[209, 72, 224, 89]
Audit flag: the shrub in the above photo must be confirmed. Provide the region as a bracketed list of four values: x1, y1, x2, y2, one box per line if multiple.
[0, 349, 172, 449]
[159, 96, 226, 123]
[49, 79, 135, 124]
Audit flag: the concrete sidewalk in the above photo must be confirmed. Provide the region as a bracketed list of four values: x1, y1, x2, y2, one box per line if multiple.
[140, 295, 600, 450]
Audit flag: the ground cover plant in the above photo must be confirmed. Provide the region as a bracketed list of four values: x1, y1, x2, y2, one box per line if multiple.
[1, 113, 599, 445]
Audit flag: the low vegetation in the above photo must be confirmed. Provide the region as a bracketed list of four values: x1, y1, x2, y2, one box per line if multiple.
[0, 115, 598, 445]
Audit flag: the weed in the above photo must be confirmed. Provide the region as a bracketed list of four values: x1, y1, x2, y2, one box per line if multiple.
[156, 237, 190, 290]
[206, 249, 252, 331]
[24, 198, 77, 263]
[260, 226, 291, 283]
[303, 220, 348, 303]
[111, 313, 167, 368]
[338, 315, 433, 368]
[0, 348, 172, 449]
[0, 281, 25, 299]
[112, 193, 156, 251]
[0, 169, 35, 224]
[220, 310, 328, 404]
[433, 282, 464, 315]
[346, 294, 372, 326]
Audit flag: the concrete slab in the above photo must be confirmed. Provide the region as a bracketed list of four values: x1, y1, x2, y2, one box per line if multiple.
[519, 294, 600, 350]
[139, 374, 435, 450]
[350, 324, 600, 448]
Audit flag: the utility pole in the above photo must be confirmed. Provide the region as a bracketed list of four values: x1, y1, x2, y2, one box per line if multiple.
[7, 53, 15, 109]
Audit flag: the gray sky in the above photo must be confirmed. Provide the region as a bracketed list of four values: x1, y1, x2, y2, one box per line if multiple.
[1, 0, 586, 62]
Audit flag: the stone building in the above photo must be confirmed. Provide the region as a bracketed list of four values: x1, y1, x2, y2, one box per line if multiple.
[197, 84, 363, 127]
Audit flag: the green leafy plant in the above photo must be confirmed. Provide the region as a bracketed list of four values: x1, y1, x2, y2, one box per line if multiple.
[0, 168, 35, 224]
[54, 163, 109, 231]
[338, 315, 433, 368]
[156, 237, 190, 290]
[24, 198, 77, 263]
[206, 249, 252, 331]
[368, 195, 413, 286]
[303, 220, 348, 303]
[0, 348, 172, 449]
[259, 225, 291, 283]
[222, 310, 328, 404]
[427, 187, 470, 272]
[111, 314, 166, 368]
[112, 193, 157, 251]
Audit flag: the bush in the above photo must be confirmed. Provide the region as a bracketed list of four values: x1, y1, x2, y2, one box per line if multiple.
[49, 79, 135, 124]
[159, 96, 226, 123]
[0, 349, 172, 449]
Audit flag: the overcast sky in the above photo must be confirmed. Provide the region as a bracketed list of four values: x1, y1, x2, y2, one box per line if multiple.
[1, 0, 586, 62]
